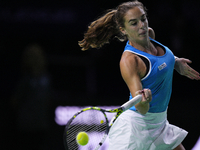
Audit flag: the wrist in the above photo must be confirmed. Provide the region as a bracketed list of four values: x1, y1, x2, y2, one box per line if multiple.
[140, 100, 150, 105]
[135, 102, 149, 115]
[174, 56, 180, 70]
[174, 56, 179, 61]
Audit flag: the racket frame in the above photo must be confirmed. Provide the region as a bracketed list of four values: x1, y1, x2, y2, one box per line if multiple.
[63, 94, 142, 150]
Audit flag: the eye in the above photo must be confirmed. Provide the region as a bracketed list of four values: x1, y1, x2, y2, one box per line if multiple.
[131, 22, 137, 26]
[141, 17, 146, 22]
[141, 15, 147, 22]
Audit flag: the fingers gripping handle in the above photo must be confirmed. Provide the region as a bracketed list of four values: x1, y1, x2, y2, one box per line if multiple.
[121, 94, 142, 111]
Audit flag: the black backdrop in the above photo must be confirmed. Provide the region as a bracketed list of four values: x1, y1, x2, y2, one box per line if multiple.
[1, 0, 200, 149]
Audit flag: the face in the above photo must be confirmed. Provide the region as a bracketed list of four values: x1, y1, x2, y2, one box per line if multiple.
[120, 7, 149, 44]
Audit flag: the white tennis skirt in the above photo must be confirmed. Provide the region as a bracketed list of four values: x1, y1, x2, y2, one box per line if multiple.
[108, 109, 188, 150]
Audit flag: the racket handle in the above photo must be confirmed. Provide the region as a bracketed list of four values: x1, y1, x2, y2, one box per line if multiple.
[121, 94, 142, 111]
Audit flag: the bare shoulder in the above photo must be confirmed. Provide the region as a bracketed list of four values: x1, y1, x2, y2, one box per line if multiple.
[148, 27, 155, 39]
[120, 51, 139, 70]
[120, 51, 146, 79]
[120, 52, 141, 77]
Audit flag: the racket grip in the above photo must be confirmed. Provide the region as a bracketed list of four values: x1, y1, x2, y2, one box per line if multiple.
[121, 94, 142, 111]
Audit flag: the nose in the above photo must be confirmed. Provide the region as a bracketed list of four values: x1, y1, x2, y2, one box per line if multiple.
[139, 20, 145, 29]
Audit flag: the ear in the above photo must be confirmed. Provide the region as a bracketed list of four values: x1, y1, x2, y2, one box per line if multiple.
[119, 27, 126, 35]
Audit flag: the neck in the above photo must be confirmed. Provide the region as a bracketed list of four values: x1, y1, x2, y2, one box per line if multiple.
[129, 38, 150, 51]
[129, 39, 157, 55]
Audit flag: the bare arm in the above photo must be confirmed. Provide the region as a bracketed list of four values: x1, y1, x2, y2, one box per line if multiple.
[174, 57, 200, 80]
[120, 52, 152, 115]
[148, 28, 200, 80]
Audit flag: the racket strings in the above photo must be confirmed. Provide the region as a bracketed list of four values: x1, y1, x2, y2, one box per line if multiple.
[65, 109, 108, 150]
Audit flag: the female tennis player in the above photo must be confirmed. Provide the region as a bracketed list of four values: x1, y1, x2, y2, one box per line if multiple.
[78, 1, 200, 149]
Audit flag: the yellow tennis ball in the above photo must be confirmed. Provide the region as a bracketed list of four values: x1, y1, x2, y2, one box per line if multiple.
[100, 120, 104, 124]
[76, 132, 89, 146]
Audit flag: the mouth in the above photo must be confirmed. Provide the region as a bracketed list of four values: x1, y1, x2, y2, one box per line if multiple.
[139, 30, 147, 36]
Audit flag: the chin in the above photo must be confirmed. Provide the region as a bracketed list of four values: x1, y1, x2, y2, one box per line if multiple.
[139, 36, 148, 41]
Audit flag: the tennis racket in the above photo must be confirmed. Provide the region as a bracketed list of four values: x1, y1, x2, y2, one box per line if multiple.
[63, 94, 142, 150]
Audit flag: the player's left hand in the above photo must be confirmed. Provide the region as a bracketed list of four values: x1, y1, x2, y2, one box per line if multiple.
[174, 58, 200, 80]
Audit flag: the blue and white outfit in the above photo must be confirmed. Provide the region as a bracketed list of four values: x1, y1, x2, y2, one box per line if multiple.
[108, 38, 188, 150]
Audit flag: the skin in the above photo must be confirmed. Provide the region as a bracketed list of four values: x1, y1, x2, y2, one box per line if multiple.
[118, 6, 200, 150]
[174, 58, 200, 80]
[119, 6, 200, 114]
[120, 7, 155, 115]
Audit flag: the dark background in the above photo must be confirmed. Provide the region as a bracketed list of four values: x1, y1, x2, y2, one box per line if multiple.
[1, 0, 200, 149]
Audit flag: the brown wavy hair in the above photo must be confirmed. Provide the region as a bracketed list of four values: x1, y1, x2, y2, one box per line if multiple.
[78, 0, 147, 50]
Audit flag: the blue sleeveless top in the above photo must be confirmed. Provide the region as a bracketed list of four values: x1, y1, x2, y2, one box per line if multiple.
[124, 38, 175, 113]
